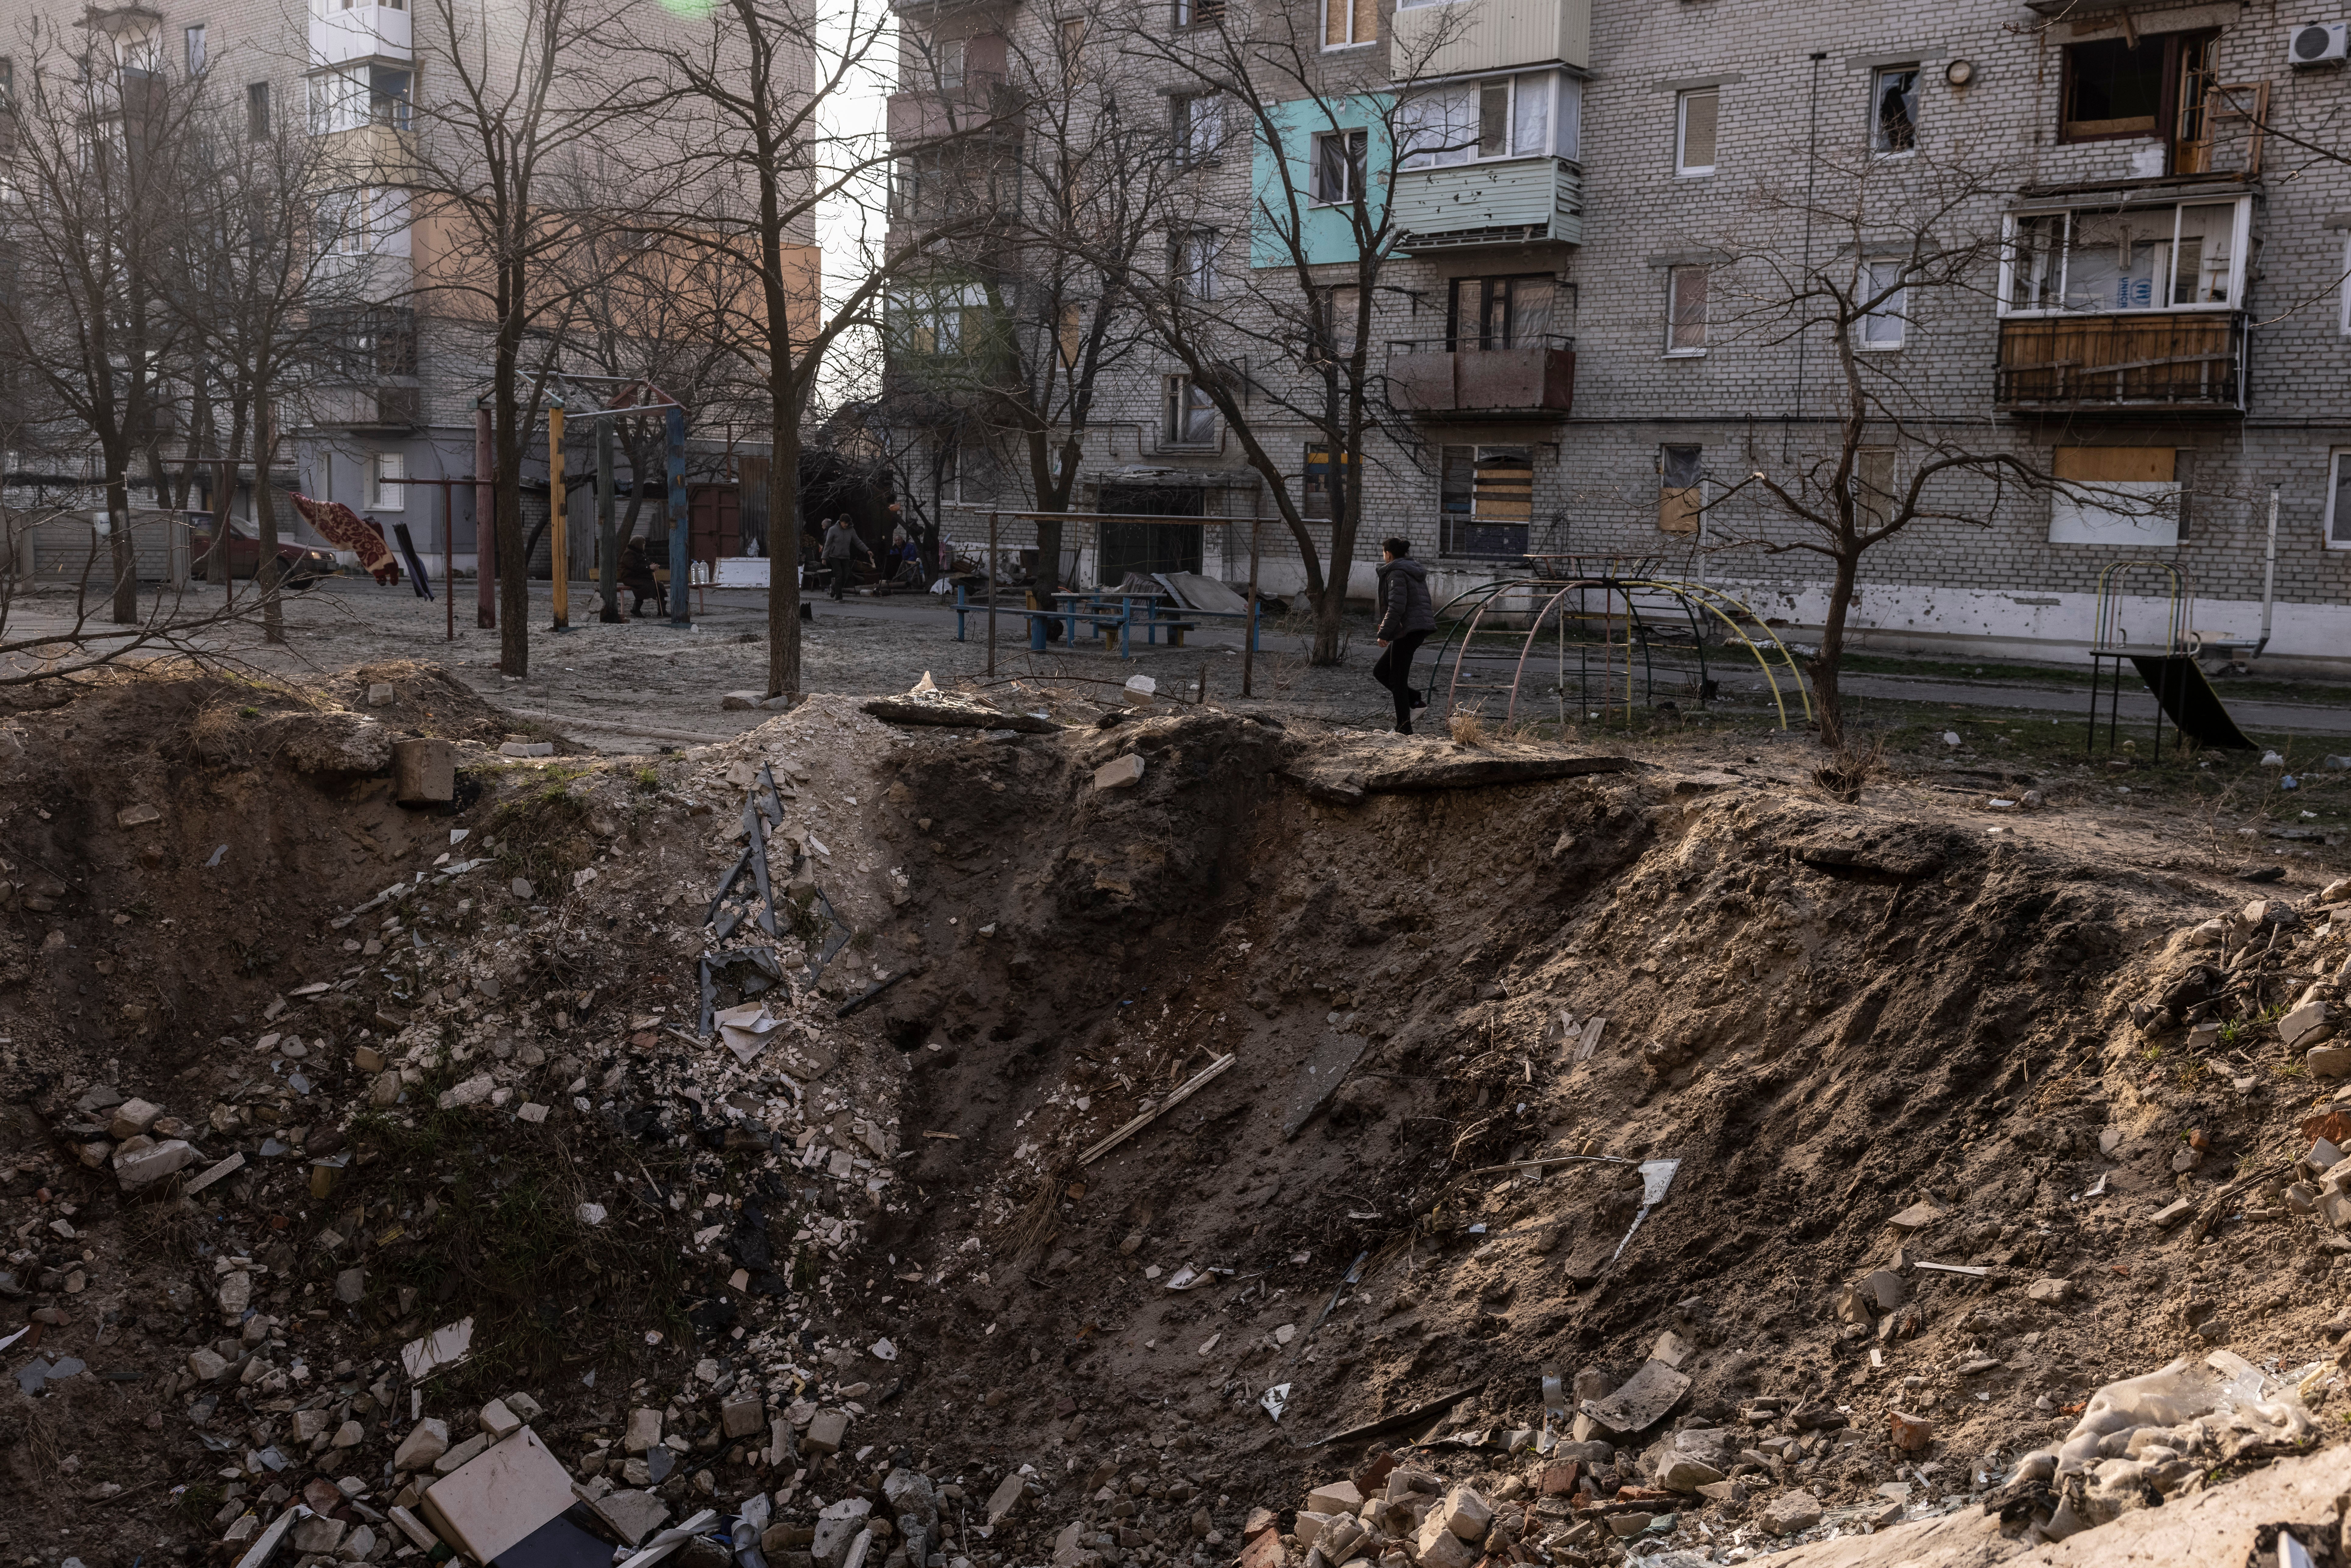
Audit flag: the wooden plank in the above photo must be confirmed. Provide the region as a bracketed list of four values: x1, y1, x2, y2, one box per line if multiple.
[1079, 1054, 1237, 1166]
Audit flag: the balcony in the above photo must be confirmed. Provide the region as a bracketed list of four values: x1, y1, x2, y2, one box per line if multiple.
[885, 71, 1015, 145]
[310, 1, 411, 65]
[1386, 337, 1575, 418]
[1392, 0, 1587, 75]
[1994, 312, 2245, 414]
[307, 386, 419, 431]
[318, 121, 418, 184]
[1394, 158, 1582, 251]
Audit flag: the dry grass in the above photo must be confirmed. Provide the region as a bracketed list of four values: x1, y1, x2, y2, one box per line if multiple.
[1811, 732, 1887, 804]
[1448, 709, 1489, 747]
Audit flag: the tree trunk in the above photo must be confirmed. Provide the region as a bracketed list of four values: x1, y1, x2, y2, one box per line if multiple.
[252, 407, 286, 645]
[493, 342, 529, 677]
[766, 417, 803, 698]
[1809, 551, 1860, 751]
[106, 467, 138, 626]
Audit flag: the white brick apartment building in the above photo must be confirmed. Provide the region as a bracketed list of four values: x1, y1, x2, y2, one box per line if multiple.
[889, 0, 2351, 676]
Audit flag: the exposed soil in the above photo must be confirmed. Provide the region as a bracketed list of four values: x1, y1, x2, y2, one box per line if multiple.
[2, 663, 2349, 1568]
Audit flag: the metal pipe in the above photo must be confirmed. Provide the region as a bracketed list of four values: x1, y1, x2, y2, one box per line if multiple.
[1244, 519, 1260, 698]
[666, 406, 690, 626]
[2258, 484, 2278, 656]
[548, 405, 568, 631]
[986, 510, 998, 677]
[474, 410, 495, 630]
[443, 481, 454, 643]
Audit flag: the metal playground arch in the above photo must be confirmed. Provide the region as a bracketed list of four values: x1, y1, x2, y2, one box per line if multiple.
[1426, 558, 1812, 731]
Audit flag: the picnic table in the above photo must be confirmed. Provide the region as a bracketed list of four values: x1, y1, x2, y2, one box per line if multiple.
[951, 584, 1260, 659]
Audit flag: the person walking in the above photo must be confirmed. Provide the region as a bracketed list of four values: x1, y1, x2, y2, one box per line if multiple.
[1372, 536, 1436, 735]
[821, 516, 872, 602]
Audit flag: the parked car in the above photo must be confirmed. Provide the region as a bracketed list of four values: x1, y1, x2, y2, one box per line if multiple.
[189, 517, 339, 588]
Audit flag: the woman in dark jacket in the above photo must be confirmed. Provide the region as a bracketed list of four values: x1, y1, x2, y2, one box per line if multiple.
[1372, 537, 1438, 734]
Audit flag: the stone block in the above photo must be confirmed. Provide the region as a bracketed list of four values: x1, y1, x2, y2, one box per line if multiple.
[108, 1098, 164, 1140]
[593, 1490, 672, 1548]
[187, 1348, 229, 1381]
[805, 1409, 850, 1454]
[393, 739, 456, 806]
[113, 1138, 196, 1189]
[1759, 1489, 1822, 1535]
[2286, 1002, 2336, 1052]
[419, 1427, 577, 1566]
[291, 1517, 348, 1554]
[1093, 754, 1146, 789]
[625, 1408, 663, 1454]
[1307, 1481, 1364, 1516]
[479, 1398, 522, 1439]
[722, 1397, 766, 1440]
[1412, 1521, 1478, 1568]
[393, 1418, 449, 1471]
[2026, 1276, 2072, 1305]
[435, 1433, 492, 1474]
[1890, 1411, 1933, 1453]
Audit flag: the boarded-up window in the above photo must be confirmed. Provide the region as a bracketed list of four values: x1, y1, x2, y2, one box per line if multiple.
[2329, 450, 2351, 551]
[1852, 447, 1894, 530]
[1323, 0, 1374, 48]
[1659, 444, 1702, 534]
[1439, 445, 1533, 557]
[2050, 446, 2180, 545]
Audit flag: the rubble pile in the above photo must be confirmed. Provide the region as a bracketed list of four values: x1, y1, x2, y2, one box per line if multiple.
[3, 670, 2351, 1568]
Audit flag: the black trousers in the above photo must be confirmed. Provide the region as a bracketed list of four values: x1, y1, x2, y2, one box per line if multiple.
[1373, 629, 1429, 728]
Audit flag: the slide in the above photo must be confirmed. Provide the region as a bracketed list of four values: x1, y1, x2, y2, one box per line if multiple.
[2127, 653, 2257, 750]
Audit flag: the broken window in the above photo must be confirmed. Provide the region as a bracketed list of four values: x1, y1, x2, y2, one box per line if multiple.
[1448, 276, 1556, 349]
[2000, 200, 2249, 314]
[2048, 446, 2180, 545]
[1172, 229, 1218, 299]
[1440, 445, 1533, 558]
[2062, 37, 2165, 141]
[1312, 130, 1366, 205]
[1851, 447, 1895, 530]
[1859, 260, 1906, 348]
[1323, 0, 1374, 49]
[1658, 444, 1702, 534]
[1303, 444, 1351, 517]
[1174, 0, 1226, 27]
[247, 79, 269, 139]
[2328, 450, 2351, 552]
[1163, 375, 1217, 446]
[184, 24, 207, 77]
[1172, 93, 1224, 166]
[1677, 88, 1717, 175]
[370, 451, 405, 511]
[1666, 266, 1708, 354]
[1872, 65, 1918, 153]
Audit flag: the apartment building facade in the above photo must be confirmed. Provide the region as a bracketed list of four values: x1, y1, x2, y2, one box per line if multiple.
[889, 0, 2351, 674]
[4, 0, 814, 576]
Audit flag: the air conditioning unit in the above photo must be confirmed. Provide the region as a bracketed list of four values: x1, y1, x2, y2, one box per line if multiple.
[2289, 21, 2348, 64]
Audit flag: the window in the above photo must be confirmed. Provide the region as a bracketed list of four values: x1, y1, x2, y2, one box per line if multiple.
[926, 36, 965, 89]
[1677, 88, 1718, 175]
[1448, 276, 1556, 349]
[2326, 450, 2351, 552]
[1, 57, 12, 110]
[370, 451, 405, 511]
[1058, 301, 1084, 369]
[1440, 446, 1533, 558]
[1174, 0, 1226, 27]
[1399, 72, 1568, 167]
[1163, 374, 1216, 446]
[1871, 65, 1917, 153]
[1323, 0, 1373, 48]
[185, 24, 207, 77]
[1303, 445, 1351, 517]
[247, 80, 270, 139]
[2062, 37, 2165, 141]
[1172, 94, 1223, 166]
[2049, 446, 2180, 545]
[2001, 200, 2249, 314]
[1060, 18, 1086, 77]
[318, 187, 367, 255]
[1859, 259, 1906, 349]
[310, 67, 412, 134]
[1851, 446, 1895, 530]
[1658, 444, 1701, 534]
[1173, 229, 1217, 299]
[1312, 130, 1366, 205]
[1666, 266, 1708, 354]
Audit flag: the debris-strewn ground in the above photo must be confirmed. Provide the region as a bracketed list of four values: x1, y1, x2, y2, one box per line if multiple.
[3, 662, 2350, 1568]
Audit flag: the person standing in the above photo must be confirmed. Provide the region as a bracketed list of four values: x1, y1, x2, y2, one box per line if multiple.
[1372, 536, 1437, 735]
[821, 516, 873, 602]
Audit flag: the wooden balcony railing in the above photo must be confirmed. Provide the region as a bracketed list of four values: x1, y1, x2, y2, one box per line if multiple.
[1995, 311, 2245, 413]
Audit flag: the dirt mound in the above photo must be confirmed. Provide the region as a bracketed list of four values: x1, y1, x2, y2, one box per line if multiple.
[2, 669, 2348, 1568]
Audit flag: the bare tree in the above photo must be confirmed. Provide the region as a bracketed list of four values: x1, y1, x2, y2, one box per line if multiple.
[875, 6, 1173, 597]
[1691, 145, 2166, 748]
[636, 0, 1016, 698]
[410, 0, 641, 675]
[1098, 0, 1469, 665]
[0, 22, 199, 625]
[167, 58, 382, 642]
